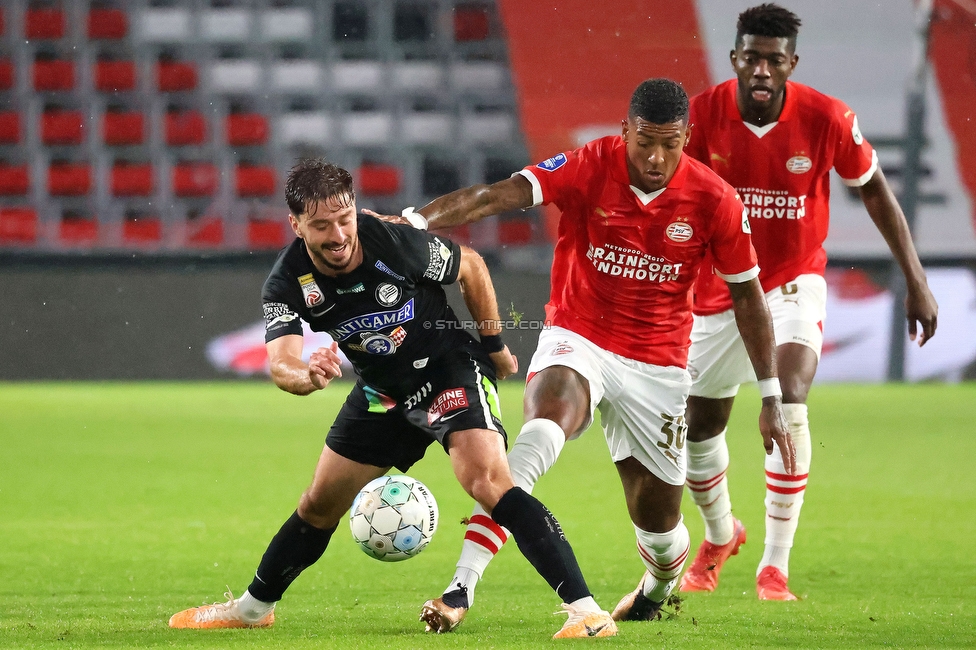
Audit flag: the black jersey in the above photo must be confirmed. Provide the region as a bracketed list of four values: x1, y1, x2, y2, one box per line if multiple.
[262, 214, 475, 397]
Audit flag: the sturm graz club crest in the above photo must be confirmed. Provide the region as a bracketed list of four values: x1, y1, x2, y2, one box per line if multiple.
[375, 282, 401, 306]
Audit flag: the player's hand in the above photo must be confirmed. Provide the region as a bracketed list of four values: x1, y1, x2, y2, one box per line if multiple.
[489, 347, 518, 380]
[759, 398, 795, 475]
[308, 341, 343, 390]
[360, 208, 406, 225]
[906, 283, 938, 346]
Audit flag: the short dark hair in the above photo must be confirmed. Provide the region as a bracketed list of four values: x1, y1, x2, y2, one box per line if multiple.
[629, 78, 689, 125]
[736, 3, 801, 50]
[285, 158, 355, 217]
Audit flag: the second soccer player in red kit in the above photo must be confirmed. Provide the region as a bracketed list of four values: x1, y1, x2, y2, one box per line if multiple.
[679, 3, 938, 601]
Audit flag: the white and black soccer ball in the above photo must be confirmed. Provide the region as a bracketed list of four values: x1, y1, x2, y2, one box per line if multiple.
[349, 474, 438, 562]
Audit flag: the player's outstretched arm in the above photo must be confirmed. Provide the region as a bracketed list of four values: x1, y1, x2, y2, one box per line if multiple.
[859, 168, 938, 345]
[728, 278, 796, 475]
[456, 245, 518, 379]
[267, 334, 342, 395]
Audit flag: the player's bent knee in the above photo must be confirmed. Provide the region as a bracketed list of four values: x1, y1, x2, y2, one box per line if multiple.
[297, 491, 345, 530]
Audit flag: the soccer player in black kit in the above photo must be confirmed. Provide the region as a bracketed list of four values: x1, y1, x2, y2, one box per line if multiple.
[168, 159, 617, 639]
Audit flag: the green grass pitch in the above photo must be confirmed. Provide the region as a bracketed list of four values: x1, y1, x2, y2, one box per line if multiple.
[1, 381, 974, 648]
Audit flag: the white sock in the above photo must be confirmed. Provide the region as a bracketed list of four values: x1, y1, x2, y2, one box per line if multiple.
[444, 418, 566, 604]
[635, 518, 690, 603]
[686, 429, 735, 545]
[237, 590, 275, 623]
[760, 403, 812, 576]
[568, 596, 601, 613]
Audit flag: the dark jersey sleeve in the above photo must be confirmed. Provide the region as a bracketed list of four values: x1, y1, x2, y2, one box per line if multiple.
[262, 275, 303, 343]
[381, 221, 462, 285]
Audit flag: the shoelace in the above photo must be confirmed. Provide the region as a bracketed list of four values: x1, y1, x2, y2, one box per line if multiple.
[554, 602, 585, 622]
[193, 588, 238, 623]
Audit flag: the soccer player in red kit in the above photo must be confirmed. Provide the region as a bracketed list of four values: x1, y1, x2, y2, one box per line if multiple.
[374, 78, 794, 631]
[678, 3, 938, 601]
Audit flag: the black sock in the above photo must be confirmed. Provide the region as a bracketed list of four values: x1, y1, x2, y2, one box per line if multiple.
[247, 511, 335, 603]
[489, 487, 591, 604]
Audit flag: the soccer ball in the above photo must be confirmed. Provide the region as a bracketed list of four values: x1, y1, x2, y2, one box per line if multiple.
[349, 474, 438, 562]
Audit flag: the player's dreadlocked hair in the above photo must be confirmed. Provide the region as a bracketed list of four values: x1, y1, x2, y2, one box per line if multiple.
[736, 3, 802, 51]
[285, 158, 356, 217]
[629, 78, 689, 125]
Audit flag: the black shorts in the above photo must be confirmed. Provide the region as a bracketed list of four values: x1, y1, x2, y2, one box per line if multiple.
[326, 343, 507, 472]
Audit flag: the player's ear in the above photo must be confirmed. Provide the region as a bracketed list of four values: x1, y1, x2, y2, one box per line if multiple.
[621, 118, 629, 140]
[288, 213, 302, 237]
[683, 122, 693, 149]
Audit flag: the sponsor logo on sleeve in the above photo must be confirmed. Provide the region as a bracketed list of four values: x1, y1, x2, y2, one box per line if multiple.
[423, 238, 454, 281]
[427, 388, 469, 425]
[298, 273, 325, 307]
[786, 155, 812, 174]
[263, 302, 300, 331]
[536, 153, 567, 172]
[851, 115, 864, 145]
[741, 206, 752, 234]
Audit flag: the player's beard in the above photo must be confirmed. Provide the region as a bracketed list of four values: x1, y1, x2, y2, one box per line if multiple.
[313, 237, 359, 273]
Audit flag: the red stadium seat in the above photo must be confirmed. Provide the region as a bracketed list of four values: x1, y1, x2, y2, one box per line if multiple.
[498, 217, 534, 244]
[0, 164, 29, 195]
[173, 162, 218, 196]
[187, 215, 223, 246]
[59, 215, 98, 245]
[123, 216, 162, 244]
[0, 208, 38, 244]
[247, 219, 286, 249]
[87, 8, 128, 39]
[165, 111, 206, 145]
[0, 8, 5, 38]
[453, 6, 490, 42]
[235, 165, 276, 197]
[41, 110, 84, 145]
[102, 111, 144, 145]
[0, 111, 20, 143]
[25, 8, 65, 40]
[0, 59, 13, 90]
[94, 60, 136, 92]
[33, 59, 75, 91]
[49, 163, 92, 196]
[357, 163, 402, 196]
[157, 61, 198, 92]
[226, 113, 269, 146]
[111, 163, 153, 196]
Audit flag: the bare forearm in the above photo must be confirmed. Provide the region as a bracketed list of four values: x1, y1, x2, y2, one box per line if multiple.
[270, 356, 319, 395]
[457, 246, 503, 337]
[860, 170, 927, 289]
[729, 279, 778, 381]
[419, 175, 534, 230]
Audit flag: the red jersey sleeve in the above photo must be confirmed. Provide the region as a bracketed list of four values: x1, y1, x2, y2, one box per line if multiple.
[518, 144, 597, 211]
[709, 189, 759, 283]
[829, 99, 878, 187]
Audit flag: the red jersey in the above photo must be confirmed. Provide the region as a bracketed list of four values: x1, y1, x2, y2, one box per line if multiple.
[687, 79, 877, 315]
[520, 136, 758, 368]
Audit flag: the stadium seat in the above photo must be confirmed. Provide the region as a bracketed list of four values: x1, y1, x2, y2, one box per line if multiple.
[390, 62, 443, 92]
[453, 6, 490, 42]
[0, 163, 29, 195]
[0, 207, 38, 244]
[268, 60, 323, 94]
[0, 8, 4, 38]
[401, 112, 453, 144]
[0, 111, 20, 143]
[94, 60, 137, 92]
[157, 61, 197, 92]
[209, 59, 262, 94]
[25, 8, 66, 40]
[357, 163, 402, 196]
[226, 113, 269, 146]
[186, 215, 223, 246]
[200, 9, 252, 42]
[259, 8, 314, 42]
[277, 111, 333, 146]
[48, 162, 92, 196]
[137, 8, 192, 43]
[0, 59, 13, 90]
[173, 162, 218, 197]
[33, 59, 75, 91]
[59, 214, 98, 245]
[331, 61, 384, 94]
[235, 165, 276, 197]
[88, 8, 128, 40]
[41, 110, 84, 145]
[340, 112, 393, 146]
[460, 113, 515, 142]
[247, 218, 286, 249]
[448, 62, 506, 91]
[123, 215, 162, 244]
[102, 110, 145, 146]
[499, 217, 534, 244]
[165, 111, 206, 146]
[111, 163, 154, 196]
